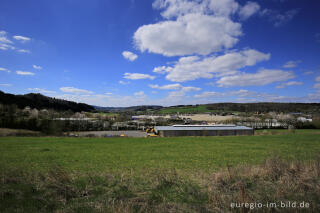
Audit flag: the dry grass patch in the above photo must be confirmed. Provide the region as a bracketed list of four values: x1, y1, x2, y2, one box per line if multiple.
[1, 155, 320, 212]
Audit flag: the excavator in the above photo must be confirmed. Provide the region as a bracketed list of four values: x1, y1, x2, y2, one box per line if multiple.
[145, 127, 158, 137]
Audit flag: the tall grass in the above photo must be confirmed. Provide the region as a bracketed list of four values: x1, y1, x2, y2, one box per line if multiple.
[1, 156, 320, 212]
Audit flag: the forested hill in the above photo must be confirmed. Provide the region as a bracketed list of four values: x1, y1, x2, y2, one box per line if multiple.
[0, 91, 94, 112]
[205, 102, 320, 113]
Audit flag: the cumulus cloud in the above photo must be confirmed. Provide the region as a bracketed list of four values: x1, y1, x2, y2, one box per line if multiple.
[217, 69, 295, 87]
[28, 88, 56, 94]
[134, 13, 242, 56]
[167, 86, 201, 98]
[283, 60, 300, 68]
[153, 0, 240, 19]
[122, 51, 138, 61]
[161, 49, 270, 82]
[149, 83, 201, 96]
[60, 87, 93, 94]
[315, 76, 320, 82]
[124, 73, 155, 80]
[13, 35, 31, 43]
[0, 67, 11, 73]
[16, 71, 35, 76]
[276, 81, 303, 89]
[134, 0, 265, 57]
[33, 65, 42, 70]
[239, 1, 260, 20]
[153, 66, 171, 74]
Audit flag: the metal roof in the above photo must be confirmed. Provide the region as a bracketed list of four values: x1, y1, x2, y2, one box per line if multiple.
[155, 125, 253, 131]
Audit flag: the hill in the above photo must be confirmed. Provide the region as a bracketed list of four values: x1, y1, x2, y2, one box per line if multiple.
[94, 105, 163, 112]
[156, 102, 320, 114]
[0, 90, 94, 112]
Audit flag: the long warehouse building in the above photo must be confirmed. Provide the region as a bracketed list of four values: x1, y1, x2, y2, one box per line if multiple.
[154, 125, 254, 137]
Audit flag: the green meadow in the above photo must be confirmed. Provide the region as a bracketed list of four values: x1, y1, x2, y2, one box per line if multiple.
[1, 130, 320, 212]
[1, 129, 320, 174]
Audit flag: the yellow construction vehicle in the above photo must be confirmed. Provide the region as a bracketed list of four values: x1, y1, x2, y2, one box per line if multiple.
[146, 127, 158, 137]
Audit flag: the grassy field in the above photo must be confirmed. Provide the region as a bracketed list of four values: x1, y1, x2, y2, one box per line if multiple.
[157, 105, 212, 114]
[1, 130, 320, 174]
[1, 130, 320, 212]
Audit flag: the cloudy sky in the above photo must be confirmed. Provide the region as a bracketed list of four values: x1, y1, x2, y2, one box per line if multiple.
[1, 0, 320, 106]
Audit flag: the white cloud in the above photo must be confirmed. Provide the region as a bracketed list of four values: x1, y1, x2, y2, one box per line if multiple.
[0, 32, 13, 44]
[276, 81, 303, 89]
[17, 49, 31, 53]
[122, 51, 138, 61]
[134, 91, 146, 97]
[33, 65, 42, 70]
[124, 73, 155, 80]
[153, 66, 171, 74]
[315, 76, 320, 82]
[0, 43, 15, 50]
[0, 83, 12, 87]
[27, 88, 56, 94]
[167, 86, 201, 99]
[0, 31, 15, 51]
[153, 0, 240, 19]
[16, 71, 35, 76]
[283, 60, 300, 68]
[134, 13, 242, 56]
[149, 84, 201, 98]
[149, 83, 182, 90]
[217, 69, 295, 87]
[162, 49, 270, 82]
[194, 89, 297, 103]
[13, 35, 31, 43]
[260, 9, 299, 27]
[194, 91, 221, 98]
[60, 87, 93, 94]
[239, 1, 260, 20]
[0, 67, 11, 73]
[119, 80, 130, 85]
[105, 92, 112, 95]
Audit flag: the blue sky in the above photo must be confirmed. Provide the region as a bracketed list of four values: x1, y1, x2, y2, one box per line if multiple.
[0, 0, 320, 106]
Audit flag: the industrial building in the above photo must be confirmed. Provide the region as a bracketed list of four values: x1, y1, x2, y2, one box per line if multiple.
[154, 125, 254, 137]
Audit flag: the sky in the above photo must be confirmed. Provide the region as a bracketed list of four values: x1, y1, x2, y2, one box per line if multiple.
[0, 0, 320, 107]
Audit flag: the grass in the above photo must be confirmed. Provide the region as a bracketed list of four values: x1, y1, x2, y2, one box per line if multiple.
[156, 105, 212, 114]
[1, 130, 320, 212]
[1, 155, 320, 212]
[1, 130, 320, 174]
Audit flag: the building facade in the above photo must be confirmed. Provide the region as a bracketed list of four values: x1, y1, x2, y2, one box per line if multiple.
[154, 125, 254, 137]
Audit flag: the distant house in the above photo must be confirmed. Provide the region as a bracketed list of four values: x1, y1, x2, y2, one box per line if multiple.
[297, 117, 312, 122]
